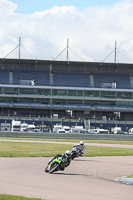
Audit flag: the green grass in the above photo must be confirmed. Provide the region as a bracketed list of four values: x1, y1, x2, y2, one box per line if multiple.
[0, 194, 43, 200]
[127, 174, 133, 178]
[1, 140, 133, 157]
[1, 137, 133, 145]
[86, 146, 133, 157]
[0, 141, 72, 157]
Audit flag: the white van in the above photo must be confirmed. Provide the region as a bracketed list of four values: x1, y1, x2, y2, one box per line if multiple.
[53, 124, 63, 133]
[57, 129, 66, 133]
[128, 128, 133, 134]
[95, 129, 109, 134]
[0, 123, 11, 131]
[70, 128, 87, 134]
[88, 129, 97, 134]
[12, 120, 21, 132]
[71, 128, 80, 133]
[63, 126, 71, 133]
[21, 123, 28, 132]
[111, 127, 121, 134]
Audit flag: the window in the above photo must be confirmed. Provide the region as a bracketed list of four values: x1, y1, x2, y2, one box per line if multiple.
[101, 91, 116, 98]
[3, 87, 18, 95]
[52, 89, 67, 96]
[19, 88, 34, 95]
[68, 90, 76, 96]
[117, 92, 132, 99]
[84, 91, 99, 97]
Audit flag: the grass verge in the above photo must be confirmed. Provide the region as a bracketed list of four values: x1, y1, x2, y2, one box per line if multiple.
[127, 174, 133, 178]
[0, 194, 43, 200]
[1, 137, 133, 145]
[1, 140, 133, 157]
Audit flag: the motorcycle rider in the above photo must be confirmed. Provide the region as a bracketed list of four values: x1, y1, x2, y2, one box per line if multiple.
[72, 141, 85, 156]
[61, 150, 72, 169]
[47, 150, 72, 171]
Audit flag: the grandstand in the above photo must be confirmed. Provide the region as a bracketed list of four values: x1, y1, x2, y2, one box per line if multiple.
[0, 58, 133, 123]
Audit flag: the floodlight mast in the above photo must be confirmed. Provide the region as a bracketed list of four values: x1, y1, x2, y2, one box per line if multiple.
[102, 41, 117, 63]
[114, 41, 117, 63]
[19, 37, 21, 59]
[3, 36, 35, 60]
[53, 38, 84, 62]
[67, 38, 69, 62]
[102, 41, 131, 63]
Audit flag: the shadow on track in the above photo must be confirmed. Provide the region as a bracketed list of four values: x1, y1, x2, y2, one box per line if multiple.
[53, 172, 115, 183]
[72, 159, 90, 162]
[73, 159, 100, 162]
[53, 172, 92, 177]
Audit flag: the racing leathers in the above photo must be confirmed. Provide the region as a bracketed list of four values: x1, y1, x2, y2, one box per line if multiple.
[72, 143, 85, 156]
[48, 153, 71, 171]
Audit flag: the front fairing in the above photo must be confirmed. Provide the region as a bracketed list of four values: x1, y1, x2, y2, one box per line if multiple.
[48, 157, 62, 169]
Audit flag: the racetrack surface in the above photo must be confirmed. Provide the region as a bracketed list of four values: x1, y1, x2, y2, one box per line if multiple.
[0, 156, 133, 200]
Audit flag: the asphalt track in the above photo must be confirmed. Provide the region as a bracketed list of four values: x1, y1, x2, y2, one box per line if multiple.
[0, 154, 133, 200]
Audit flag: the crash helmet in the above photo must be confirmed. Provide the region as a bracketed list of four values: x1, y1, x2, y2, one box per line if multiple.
[80, 141, 84, 145]
[65, 150, 71, 158]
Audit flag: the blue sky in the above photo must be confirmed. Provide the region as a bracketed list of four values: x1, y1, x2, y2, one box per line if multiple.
[1, 0, 133, 62]
[12, 0, 122, 14]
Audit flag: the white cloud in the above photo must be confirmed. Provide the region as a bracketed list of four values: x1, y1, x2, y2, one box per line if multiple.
[0, 0, 17, 17]
[1, 0, 133, 63]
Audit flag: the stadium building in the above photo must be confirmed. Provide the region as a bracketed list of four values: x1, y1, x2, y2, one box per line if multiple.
[0, 58, 133, 123]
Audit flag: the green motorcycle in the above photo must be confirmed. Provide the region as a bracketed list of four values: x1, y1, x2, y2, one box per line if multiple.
[45, 156, 65, 174]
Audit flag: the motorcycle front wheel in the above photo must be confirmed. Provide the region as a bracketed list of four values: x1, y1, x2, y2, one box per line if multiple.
[45, 166, 49, 173]
[49, 162, 59, 174]
[71, 152, 77, 160]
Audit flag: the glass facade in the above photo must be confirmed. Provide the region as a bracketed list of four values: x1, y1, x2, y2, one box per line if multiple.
[0, 86, 133, 106]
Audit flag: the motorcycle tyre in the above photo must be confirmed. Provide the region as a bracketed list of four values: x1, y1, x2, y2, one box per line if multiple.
[49, 162, 59, 174]
[71, 153, 78, 160]
[45, 166, 49, 173]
